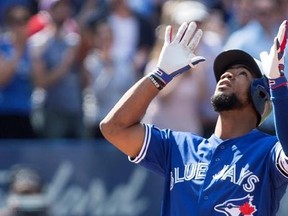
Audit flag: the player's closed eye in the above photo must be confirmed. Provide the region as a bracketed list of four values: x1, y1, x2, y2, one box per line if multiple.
[238, 71, 248, 77]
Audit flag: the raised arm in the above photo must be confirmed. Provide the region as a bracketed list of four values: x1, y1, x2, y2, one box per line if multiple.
[260, 20, 288, 155]
[100, 22, 205, 158]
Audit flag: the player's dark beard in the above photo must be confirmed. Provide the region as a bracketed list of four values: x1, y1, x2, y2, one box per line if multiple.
[211, 93, 243, 112]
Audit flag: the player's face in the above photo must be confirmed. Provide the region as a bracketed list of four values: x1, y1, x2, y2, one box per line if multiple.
[211, 64, 254, 112]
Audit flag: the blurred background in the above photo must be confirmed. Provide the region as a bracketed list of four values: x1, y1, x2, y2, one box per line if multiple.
[0, 0, 287, 215]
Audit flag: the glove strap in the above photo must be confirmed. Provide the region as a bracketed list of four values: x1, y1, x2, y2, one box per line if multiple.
[148, 73, 166, 90]
[153, 67, 173, 84]
[269, 75, 288, 90]
[147, 67, 174, 90]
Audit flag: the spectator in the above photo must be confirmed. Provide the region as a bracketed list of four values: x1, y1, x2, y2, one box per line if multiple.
[228, 0, 255, 33]
[84, 14, 138, 138]
[0, 1, 36, 139]
[212, 0, 254, 35]
[0, 165, 49, 216]
[31, 0, 89, 138]
[0, 0, 38, 32]
[74, 0, 109, 28]
[107, 0, 156, 77]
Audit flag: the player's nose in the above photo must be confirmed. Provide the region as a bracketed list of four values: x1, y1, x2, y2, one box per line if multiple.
[220, 71, 234, 80]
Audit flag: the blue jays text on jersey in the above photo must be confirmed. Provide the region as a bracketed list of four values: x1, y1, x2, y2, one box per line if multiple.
[129, 124, 288, 216]
[170, 162, 259, 193]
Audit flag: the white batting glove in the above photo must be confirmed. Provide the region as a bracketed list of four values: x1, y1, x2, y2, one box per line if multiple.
[148, 22, 205, 90]
[260, 20, 287, 79]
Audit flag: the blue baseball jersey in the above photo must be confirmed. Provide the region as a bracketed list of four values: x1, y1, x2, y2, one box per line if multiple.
[129, 124, 288, 216]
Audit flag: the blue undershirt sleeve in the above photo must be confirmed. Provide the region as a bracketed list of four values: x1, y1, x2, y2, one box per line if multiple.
[271, 76, 288, 155]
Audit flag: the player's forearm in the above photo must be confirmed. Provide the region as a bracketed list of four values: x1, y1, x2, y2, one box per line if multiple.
[271, 76, 288, 155]
[100, 76, 159, 157]
[100, 22, 204, 157]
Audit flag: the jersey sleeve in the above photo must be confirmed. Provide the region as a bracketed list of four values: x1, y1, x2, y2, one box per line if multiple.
[128, 123, 172, 176]
[271, 142, 288, 186]
[271, 76, 288, 155]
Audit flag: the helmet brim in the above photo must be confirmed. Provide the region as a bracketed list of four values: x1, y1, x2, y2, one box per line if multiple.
[214, 49, 263, 81]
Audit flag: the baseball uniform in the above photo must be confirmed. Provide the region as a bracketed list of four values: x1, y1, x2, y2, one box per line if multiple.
[129, 83, 288, 216]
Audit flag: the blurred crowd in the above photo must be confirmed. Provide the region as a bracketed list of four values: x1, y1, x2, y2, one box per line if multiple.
[0, 0, 287, 140]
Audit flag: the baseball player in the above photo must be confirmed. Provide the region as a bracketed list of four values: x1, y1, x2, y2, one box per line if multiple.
[100, 20, 288, 216]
